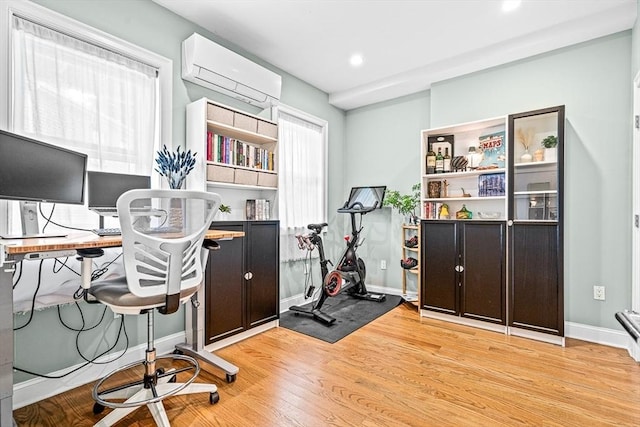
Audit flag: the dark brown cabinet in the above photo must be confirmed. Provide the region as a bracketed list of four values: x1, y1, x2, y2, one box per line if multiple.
[508, 105, 564, 339]
[205, 220, 279, 343]
[421, 220, 506, 324]
[418, 105, 564, 344]
[509, 223, 562, 335]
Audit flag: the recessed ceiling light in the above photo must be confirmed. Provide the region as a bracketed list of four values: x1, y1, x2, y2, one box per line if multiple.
[349, 53, 364, 67]
[502, 0, 521, 12]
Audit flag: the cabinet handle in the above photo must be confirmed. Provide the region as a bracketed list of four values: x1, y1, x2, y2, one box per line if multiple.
[455, 265, 464, 273]
[507, 220, 513, 226]
[244, 272, 253, 280]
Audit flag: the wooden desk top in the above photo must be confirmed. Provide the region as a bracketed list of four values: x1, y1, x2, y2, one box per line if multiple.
[1, 229, 245, 255]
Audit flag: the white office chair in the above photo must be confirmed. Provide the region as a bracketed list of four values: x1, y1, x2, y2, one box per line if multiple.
[86, 189, 221, 427]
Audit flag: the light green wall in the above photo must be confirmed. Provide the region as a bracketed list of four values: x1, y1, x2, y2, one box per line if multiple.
[13, 0, 345, 383]
[343, 91, 430, 291]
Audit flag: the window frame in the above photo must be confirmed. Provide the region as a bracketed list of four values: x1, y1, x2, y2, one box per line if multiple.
[0, 0, 172, 235]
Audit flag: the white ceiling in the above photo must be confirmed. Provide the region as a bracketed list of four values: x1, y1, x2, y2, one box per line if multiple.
[153, 0, 637, 110]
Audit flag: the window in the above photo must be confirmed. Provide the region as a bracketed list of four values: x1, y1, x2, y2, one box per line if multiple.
[0, 0, 172, 234]
[277, 105, 327, 261]
[0, 0, 172, 310]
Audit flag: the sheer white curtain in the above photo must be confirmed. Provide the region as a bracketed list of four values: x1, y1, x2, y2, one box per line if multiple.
[9, 15, 158, 233]
[278, 108, 326, 261]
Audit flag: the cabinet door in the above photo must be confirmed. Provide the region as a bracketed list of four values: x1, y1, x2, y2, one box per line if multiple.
[508, 105, 564, 337]
[246, 221, 280, 327]
[421, 221, 458, 314]
[509, 223, 562, 335]
[459, 222, 506, 324]
[205, 222, 245, 342]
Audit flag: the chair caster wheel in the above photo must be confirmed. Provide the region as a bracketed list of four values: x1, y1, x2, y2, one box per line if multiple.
[93, 402, 105, 415]
[210, 391, 220, 404]
[173, 349, 183, 355]
[226, 373, 236, 383]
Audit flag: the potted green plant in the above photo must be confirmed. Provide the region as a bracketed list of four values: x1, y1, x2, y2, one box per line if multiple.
[218, 204, 231, 220]
[383, 183, 421, 224]
[541, 135, 558, 162]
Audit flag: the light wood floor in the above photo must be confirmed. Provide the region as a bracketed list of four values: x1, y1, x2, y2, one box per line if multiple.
[14, 303, 640, 426]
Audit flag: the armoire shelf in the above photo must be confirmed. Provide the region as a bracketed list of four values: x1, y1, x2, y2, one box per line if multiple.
[401, 224, 420, 306]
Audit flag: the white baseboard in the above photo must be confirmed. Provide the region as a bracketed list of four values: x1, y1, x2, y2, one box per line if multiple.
[13, 332, 185, 409]
[203, 320, 278, 352]
[564, 321, 630, 349]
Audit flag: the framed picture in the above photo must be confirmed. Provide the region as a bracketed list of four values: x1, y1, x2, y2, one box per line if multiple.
[428, 134, 454, 157]
[478, 131, 505, 168]
[427, 181, 442, 198]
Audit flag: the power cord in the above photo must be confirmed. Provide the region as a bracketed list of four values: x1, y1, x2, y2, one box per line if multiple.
[39, 203, 92, 232]
[13, 313, 129, 379]
[12, 260, 23, 290]
[52, 256, 80, 276]
[13, 252, 131, 378]
[13, 260, 44, 331]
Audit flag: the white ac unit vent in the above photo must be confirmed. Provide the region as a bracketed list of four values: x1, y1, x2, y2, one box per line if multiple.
[182, 33, 281, 108]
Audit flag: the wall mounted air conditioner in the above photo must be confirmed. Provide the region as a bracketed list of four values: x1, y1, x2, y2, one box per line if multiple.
[182, 33, 281, 108]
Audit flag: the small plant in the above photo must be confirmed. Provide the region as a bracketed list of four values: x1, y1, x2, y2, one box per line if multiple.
[541, 135, 558, 149]
[155, 145, 197, 189]
[384, 183, 421, 223]
[219, 204, 231, 213]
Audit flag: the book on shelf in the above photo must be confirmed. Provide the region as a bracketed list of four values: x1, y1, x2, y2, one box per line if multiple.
[423, 201, 449, 219]
[478, 172, 505, 197]
[245, 199, 271, 221]
[478, 131, 505, 169]
[206, 132, 274, 171]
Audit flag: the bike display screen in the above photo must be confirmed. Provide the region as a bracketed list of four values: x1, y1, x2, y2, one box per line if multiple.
[344, 186, 386, 210]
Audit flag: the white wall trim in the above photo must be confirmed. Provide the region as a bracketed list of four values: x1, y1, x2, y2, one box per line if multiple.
[13, 332, 185, 409]
[564, 321, 629, 349]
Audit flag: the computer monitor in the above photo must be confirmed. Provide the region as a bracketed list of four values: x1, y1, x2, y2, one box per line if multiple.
[87, 171, 151, 216]
[0, 129, 88, 238]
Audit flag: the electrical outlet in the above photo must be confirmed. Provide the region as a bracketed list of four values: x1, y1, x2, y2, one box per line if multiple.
[594, 285, 605, 301]
[380, 260, 387, 270]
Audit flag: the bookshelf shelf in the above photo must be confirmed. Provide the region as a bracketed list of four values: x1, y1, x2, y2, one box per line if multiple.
[186, 98, 278, 191]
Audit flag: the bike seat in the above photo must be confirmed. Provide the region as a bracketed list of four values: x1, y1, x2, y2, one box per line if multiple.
[307, 223, 328, 233]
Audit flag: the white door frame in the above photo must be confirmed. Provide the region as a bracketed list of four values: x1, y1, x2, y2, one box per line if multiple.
[627, 71, 640, 361]
[633, 70, 640, 313]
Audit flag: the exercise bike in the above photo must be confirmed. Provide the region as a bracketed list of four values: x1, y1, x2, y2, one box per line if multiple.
[289, 186, 387, 325]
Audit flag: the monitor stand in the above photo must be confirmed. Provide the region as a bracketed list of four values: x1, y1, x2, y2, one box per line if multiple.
[0, 202, 67, 239]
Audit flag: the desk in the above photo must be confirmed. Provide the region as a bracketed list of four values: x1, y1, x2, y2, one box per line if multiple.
[0, 229, 243, 427]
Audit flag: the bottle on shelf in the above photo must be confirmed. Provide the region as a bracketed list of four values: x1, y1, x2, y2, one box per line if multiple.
[435, 148, 444, 173]
[426, 146, 436, 174]
[444, 147, 451, 173]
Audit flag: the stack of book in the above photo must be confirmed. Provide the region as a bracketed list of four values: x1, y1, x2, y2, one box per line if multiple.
[245, 199, 271, 220]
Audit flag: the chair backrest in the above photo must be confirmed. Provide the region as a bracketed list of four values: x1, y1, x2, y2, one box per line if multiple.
[117, 189, 221, 314]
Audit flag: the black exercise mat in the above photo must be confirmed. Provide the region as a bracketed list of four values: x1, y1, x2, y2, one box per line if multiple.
[279, 293, 403, 343]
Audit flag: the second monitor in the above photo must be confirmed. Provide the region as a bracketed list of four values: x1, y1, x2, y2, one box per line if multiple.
[88, 171, 151, 216]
